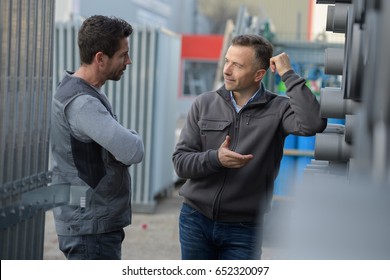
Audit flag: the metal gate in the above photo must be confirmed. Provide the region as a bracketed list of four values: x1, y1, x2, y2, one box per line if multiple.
[0, 0, 55, 259]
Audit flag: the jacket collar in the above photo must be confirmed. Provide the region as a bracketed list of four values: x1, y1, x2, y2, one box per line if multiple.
[217, 82, 275, 105]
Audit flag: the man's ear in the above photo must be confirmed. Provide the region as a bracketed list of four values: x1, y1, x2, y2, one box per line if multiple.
[255, 69, 267, 82]
[95, 52, 105, 65]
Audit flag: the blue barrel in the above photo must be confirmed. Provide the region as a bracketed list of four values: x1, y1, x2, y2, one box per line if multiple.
[296, 135, 316, 179]
[328, 118, 345, 125]
[274, 135, 297, 196]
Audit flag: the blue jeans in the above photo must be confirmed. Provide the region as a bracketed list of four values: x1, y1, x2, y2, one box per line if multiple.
[179, 203, 263, 260]
[58, 229, 125, 260]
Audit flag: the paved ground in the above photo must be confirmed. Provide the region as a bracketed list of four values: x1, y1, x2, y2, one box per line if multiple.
[44, 186, 282, 260]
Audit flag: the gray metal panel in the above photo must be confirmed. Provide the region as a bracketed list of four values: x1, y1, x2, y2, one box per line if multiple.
[148, 29, 180, 209]
[0, 0, 55, 259]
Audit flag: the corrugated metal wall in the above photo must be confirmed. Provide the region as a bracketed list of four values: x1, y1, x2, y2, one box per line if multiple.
[0, 0, 55, 259]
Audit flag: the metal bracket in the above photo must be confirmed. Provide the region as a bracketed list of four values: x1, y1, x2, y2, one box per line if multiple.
[0, 184, 88, 229]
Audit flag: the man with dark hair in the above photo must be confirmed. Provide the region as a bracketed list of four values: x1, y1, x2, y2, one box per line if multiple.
[173, 34, 327, 260]
[50, 15, 144, 260]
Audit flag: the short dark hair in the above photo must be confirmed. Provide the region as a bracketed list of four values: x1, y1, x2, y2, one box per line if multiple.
[78, 15, 133, 64]
[231, 34, 273, 70]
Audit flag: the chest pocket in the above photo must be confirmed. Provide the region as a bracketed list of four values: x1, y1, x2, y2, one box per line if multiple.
[198, 120, 231, 150]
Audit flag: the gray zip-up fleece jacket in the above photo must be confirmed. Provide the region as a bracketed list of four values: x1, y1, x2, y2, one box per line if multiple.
[51, 72, 144, 235]
[172, 70, 327, 223]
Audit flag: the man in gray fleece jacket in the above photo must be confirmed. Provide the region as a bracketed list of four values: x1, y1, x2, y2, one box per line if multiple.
[172, 34, 327, 260]
[50, 15, 144, 260]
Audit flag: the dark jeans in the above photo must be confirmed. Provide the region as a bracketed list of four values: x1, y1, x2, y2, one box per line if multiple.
[179, 203, 263, 260]
[58, 229, 125, 260]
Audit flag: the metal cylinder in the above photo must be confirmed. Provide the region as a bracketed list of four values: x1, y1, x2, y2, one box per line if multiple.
[324, 48, 344, 75]
[332, 3, 350, 33]
[315, 131, 352, 162]
[320, 87, 359, 118]
[326, 5, 336, 31]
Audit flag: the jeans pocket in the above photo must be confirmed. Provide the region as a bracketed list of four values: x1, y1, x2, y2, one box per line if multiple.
[180, 203, 198, 216]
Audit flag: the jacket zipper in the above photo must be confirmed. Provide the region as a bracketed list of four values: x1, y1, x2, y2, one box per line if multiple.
[213, 107, 242, 220]
[212, 94, 264, 220]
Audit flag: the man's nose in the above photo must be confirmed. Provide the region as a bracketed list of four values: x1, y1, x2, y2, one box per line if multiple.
[223, 63, 231, 74]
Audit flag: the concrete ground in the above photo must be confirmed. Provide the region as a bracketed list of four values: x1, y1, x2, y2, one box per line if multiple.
[44, 186, 281, 260]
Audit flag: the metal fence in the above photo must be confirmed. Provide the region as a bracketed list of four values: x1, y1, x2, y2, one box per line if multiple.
[0, 0, 55, 259]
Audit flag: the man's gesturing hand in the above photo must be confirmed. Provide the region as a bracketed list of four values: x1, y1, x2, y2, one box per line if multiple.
[218, 136, 253, 168]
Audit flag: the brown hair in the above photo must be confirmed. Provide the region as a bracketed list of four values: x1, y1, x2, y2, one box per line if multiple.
[231, 34, 273, 70]
[78, 15, 133, 64]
